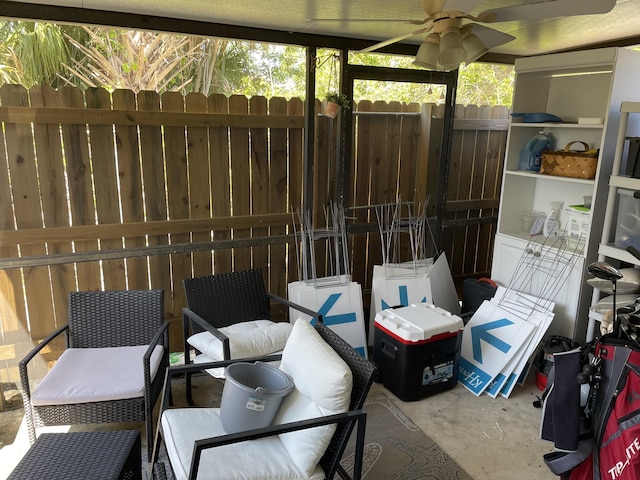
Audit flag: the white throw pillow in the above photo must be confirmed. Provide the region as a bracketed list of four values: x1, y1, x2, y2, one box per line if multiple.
[587, 267, 640, 294]
[275, 319, 353, 477]
[187, 320, 292, 360]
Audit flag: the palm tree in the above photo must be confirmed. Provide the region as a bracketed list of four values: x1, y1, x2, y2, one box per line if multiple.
[0, 22, 87, 87]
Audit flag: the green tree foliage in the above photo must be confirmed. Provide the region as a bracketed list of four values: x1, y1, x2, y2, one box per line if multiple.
[0, 22, 87, 87]
[0, 20, 514, 106]
[457, 62, 515, 106]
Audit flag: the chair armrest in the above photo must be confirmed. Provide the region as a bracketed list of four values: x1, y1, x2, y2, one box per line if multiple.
[142, 322, 170, 387]
[156, 356, 283, 419]
[18, 323, 69, 400]
[188, 410, 367, 480]
[198, 409, 365, 447]
[143, 321, 170, 361]
[267, 292, 321, 323]
[165, 355, 283, 381]
[19, 323, 70, 368]
[182, 307, 231, 360]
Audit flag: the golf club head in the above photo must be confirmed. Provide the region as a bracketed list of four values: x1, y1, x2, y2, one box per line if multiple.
[587, 262, 623, 282]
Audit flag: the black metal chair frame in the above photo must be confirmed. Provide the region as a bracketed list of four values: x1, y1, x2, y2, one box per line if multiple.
[152, 320, 378, 480]
[19, 290, 169, 462]
[182, 268, 320, 404]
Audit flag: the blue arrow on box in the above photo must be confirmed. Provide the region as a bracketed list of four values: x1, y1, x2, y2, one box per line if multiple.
[316, 293, 357, 326]
[471, 318, 513, 364]
[380, 285, 427, 310]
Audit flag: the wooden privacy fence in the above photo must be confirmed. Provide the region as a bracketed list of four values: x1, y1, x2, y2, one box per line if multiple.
[346, 102, 509, 296]
[0, 83, 508, 390]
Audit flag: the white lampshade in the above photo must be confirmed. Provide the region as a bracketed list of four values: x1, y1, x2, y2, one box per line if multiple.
[438, 29, 466, 70]
[413, 36, 440, 70]
[463, 33, 488, 64]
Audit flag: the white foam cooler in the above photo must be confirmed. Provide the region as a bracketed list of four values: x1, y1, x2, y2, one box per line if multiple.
[373, 303, 463, 401]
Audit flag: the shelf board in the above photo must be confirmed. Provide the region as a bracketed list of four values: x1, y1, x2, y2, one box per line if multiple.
[598, 243, 640, 265]
[510, 122, 604, 129]
[505, 170, 595, 185]
[621, 102, 640, 114]
[609, 175, 640, 190]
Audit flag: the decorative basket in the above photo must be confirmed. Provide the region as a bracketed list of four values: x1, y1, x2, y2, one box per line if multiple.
[540, 141, 598, 179]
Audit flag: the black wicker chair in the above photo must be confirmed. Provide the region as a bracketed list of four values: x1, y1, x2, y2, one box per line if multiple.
[182, 268, 319, 403]
[152, 319, 378, 480]
[19, 290, 169, 462]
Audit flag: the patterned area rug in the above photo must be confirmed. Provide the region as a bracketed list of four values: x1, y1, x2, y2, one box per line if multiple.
[337, 393, 472, 480]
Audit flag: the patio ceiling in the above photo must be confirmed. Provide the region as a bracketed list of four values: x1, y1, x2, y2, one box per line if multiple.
[0, 0, 640, 64]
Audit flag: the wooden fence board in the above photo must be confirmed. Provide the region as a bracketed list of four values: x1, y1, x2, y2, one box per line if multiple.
[1, 85, 54, 340]
[162, 91, 191, 326]
[459, 105, 481, 275]
[477, 128, 507, 272]
[250, 96, 270, 278]
[138, 91, 172, 316]
[86, 88, 127, 291]
[114, 89, 149, 290]
[28, 89, 66, 334]
[186, 92, 213, 278]
[351, 100, 373, 289]
[208, 93, 232, 274]
[29, 85, 72, 328]
[268, 97, 288, 297]
[229, 95, 252, 272]
[59, 86, 101, 292]
[0, 93, 26, 361]
[287, 97, 304, 284]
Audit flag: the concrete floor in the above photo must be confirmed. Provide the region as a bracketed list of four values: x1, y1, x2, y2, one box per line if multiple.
[0, 372, 556, 480]
[385, 376, 557, 480]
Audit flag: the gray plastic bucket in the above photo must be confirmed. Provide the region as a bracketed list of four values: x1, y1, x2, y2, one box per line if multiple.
[220, 361, 294, 433]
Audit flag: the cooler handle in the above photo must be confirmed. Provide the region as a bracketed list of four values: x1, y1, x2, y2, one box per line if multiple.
[379, 337, 397, 360]
[478, 277, 498, 289]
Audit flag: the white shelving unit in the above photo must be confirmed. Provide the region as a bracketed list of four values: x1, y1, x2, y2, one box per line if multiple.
[588, 102, 640, 340]
[491, 47, 640, 343]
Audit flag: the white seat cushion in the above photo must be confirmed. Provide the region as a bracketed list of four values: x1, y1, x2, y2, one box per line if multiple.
[275, 319, 353, 477]
[161, 408, 324, 480]
[31, 345, 164, 406]
[187, 320, 292, 360]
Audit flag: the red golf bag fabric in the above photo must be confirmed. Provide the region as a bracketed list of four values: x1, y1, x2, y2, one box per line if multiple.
[595, 342, 640, 480]
[564, 338, 640, 480]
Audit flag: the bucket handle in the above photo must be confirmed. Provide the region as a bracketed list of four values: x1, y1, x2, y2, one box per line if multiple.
[252, 361, 294, 395]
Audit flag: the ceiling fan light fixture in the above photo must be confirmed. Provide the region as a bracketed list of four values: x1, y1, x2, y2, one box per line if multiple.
[462, 33, 488, 64]
[438, 29, 465, 70]
[413, 35, 440, 69]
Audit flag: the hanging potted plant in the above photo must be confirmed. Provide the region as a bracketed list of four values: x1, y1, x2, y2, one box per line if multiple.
[323, 91, 351, 119]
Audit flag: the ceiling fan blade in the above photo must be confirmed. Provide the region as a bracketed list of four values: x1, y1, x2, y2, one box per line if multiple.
[421, 0, 446, 15]
[307, 18, 425, 23]
[468, 23, 515, 50]
[358, 27, 431, 53]
[480, 0, 616, 23]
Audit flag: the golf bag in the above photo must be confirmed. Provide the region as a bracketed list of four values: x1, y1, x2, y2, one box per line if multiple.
[542, 332, 640, 479]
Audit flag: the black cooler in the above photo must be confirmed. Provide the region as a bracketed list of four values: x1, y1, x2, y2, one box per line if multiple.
[373, 303, 464, 401]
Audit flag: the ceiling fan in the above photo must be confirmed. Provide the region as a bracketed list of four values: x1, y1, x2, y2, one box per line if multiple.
[318, 0, 617, 71]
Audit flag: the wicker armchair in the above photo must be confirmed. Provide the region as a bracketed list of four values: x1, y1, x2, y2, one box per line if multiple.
[152, 319, 378, 480]
[19, 290, 169, 462]
[182, 268, 319, 403]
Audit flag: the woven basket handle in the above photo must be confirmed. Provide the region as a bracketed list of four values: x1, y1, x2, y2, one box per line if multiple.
[564, 141, 589, 152]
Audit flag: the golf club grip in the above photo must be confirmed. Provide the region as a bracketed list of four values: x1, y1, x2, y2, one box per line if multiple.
[626, 246, 640, 261]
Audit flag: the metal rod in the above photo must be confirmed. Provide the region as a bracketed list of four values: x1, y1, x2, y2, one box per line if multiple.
[0, 234, 297, 269]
